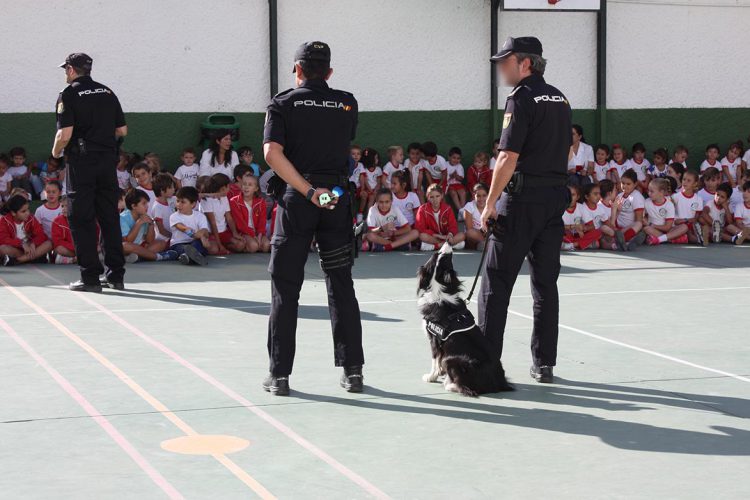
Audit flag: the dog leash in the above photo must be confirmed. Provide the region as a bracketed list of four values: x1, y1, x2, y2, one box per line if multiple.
[465, 218, 495, 304]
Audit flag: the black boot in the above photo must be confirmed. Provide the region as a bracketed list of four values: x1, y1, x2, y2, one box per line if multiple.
[262, 374, 290, 396]
[340, 366, 364, 393]
[530, 365, 554, 384]
[69, 280, 103, 293]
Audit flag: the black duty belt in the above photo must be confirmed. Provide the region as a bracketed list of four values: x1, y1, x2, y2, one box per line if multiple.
[303, 173, 349, 186]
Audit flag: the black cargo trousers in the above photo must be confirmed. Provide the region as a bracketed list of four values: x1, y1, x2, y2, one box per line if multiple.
[66, 150, 125, 285]
[267, 186, 364, 376]
[477, 186, 569, 367]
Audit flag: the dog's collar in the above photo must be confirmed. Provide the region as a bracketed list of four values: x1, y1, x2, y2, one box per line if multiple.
[426, 310, 476, 343]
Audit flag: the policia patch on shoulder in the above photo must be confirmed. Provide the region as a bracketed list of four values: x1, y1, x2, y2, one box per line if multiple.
[57, 101, 64, 114]
[503, 112, 512, 129]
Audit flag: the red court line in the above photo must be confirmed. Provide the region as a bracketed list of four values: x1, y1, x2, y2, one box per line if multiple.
[0, 316, 184, 499]
[35, 267, 390, 500]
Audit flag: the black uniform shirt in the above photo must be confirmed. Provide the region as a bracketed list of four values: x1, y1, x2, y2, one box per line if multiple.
[56, 76, 126, 152]
[263, 79, 358, 177]
[498, 73, 572, 181]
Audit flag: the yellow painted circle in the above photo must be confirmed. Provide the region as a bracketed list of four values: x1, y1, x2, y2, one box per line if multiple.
[161, 435, 250, 455]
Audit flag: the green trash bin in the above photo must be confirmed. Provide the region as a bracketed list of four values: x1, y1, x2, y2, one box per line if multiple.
[200, 113, 240, 150]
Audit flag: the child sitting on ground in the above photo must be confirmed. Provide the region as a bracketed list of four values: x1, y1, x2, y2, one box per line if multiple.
[227, 163, 253, 200]
[34, 181, 63, 239]
[364, 188, 419, 252]
[170, 186, 212, 265]
[0, 155, 12, 204]
[404, 142, 426, 204]
[120, 189, 176, 263]
[699, 182, 738, 244]
[229, 175, 270, 253]
[698, 167, 721, 206]
[381, 146, 405, 188]
[237, 146, 261, 176]
[731, 181, 750, 245]
[445, 147, 467, 215]
[390, 171, 420, 228]
[466, 151, 493, 193]
[609, 144, 629, 186]
[149, 173, 177, 245]
[562, 185, 600, 251]
[415, 183, 465, 251]
[730, 169, 750, 212]
[132, 162, 156, 203]
[0, 194, 52, 266]
[721, 142, 743, 188]
[116, 151, 132, 190]
[667, 162, 685, 189]
[581, 181, 617, 250]
[463, 183, 493, 250]
[174, 147, 200, 189]
[699, 144, 721, 174]
[672, 171, 705, 245]
[421, 141, 448, 190]
[612, 169, 646, 250]
[353, 147, 382, 222]
[593, 144, 614, 183]
[647, 148, 670, 181]
[200, 173, 245, 254]
[628, 142, 651, 193]
[51, 199, 83, 264]
[643, 178, 683, 245]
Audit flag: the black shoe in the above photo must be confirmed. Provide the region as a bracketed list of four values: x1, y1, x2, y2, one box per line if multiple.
[69, 280, 103, 293]
[262, 374, 290, 396]
[2, 255, 17, 266]
[340, 366, 364, 393]
[100, 279, 125, 291]
[530, 365, 554, 384]
[183, 245, 208, 266]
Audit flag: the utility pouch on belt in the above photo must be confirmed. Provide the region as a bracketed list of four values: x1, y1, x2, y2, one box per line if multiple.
[266, 174, 287, 198]
[505, 171, 523, 194]
[77, 138, 87, 156]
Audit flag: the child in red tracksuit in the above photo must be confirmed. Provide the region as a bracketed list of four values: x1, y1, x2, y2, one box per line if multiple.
[229, 175, 270, 253]
[415, 183, 465, 251]
[51, 201, 76, 264]
[466, 151, 493, 193]
[0, 194, 53, 266]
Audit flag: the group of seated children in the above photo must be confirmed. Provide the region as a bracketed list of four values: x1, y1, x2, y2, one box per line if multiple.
[561, 143, 750, 251]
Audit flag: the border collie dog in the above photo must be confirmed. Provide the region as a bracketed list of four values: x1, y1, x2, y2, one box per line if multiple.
[417, 242, 514, 397]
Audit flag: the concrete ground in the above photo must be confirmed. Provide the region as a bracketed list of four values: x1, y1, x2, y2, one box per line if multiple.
[1, 243, 749, 499]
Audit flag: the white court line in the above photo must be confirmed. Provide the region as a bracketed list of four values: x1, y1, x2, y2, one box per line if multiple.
[503, 308, 750, 384]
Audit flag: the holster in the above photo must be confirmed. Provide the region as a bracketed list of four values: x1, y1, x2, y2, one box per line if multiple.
[266, 174, 287, 198]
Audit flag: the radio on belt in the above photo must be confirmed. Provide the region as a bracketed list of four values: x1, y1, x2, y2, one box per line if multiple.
[319, 186, 345, 207]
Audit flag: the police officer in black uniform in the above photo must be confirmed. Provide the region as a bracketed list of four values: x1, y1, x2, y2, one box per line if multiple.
[52, 53, 127, 293]
[262, 41, 364, 396]
[479, 37, 572, 384]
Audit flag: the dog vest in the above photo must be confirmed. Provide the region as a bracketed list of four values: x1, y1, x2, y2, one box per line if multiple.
[426, 309, 476, 343]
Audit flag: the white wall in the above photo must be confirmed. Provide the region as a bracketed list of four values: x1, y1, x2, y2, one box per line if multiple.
[497, 10, 598, 110]
[276, 0, 491, 111]
[0, 0, 269, 113]
[607, 0, 750, 108]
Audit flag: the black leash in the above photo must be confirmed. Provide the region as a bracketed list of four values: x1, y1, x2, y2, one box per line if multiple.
[465, 218, 495, 304]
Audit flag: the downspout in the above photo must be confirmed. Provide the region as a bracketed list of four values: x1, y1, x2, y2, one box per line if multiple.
[269, 0, 278, 97]
[490, 0, 500, 143]
[596, 0, 607, 144]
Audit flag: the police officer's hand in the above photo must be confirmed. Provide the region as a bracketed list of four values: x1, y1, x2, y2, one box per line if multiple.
[310, 188, 337, 210]
[481, 204, 497, 232]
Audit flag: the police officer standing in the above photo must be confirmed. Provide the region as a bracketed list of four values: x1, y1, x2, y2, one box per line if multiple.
[52, 53, 127, 293]
[479, 37, 572, 384]
[262, 42, 364, 396]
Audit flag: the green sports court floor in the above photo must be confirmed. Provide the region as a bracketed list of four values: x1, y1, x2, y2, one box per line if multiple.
[1, 245, 749, 499]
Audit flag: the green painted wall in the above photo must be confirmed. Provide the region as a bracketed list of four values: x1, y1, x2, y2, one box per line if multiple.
[1, 108, 747, 171]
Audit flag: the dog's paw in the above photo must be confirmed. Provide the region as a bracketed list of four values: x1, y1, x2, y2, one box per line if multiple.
[422, 373, 439, 383]
[444, 383, 459, 393]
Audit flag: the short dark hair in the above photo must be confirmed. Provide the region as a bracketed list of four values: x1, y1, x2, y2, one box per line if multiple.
[391, 170, 409, 189]
[421, 141, 438, 157]
[298, 59, 330, 80]
[702, 167, 720, 181]
[125, 189, 149, 209]
[233, 163, 253, 182]
[131, 161, 149, 174]
[717, 182, 733, 199]
[599, 179, 615, 198]
[621, 169, 638, 183]
[45, 180, 63, 192]
[207, 173, 231, 193]
[0, 154, 9, 166]
[706, 143, 720, 153]
[448, 147, 462, 157]
[152, 173, 175, 197]
[181, 147, 196, 156]
[375, 188, 392, 200]
[631, 142, 646, 154]
[594, 144, 610, 156]
[9, 147, 26, 158]
[407, 142, 422, 153]
[0, 194, 28, 215]
[581, 182, 598, 200]
[472, 182, 489, 194]
[653, 148, 669, 162]
[743, 180, 750, 192]
[176, 186, 199, 204]
[669, 162, 685, 178]
[237, 146, 254, 156]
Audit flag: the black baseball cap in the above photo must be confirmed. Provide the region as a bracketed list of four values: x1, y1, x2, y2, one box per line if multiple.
[59, 53, 93, 70]
[490, 37, 543, 62]
[293, 41, 331, 72]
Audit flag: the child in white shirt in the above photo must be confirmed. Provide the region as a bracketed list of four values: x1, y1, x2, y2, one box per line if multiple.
[174, 148, 200, 188]
[365, 189, 419, 252]
[170, 186, 212, 265]
[390, 171, 420, 226]
[381, 146, 405, 188]
[445, 147, 467, 214]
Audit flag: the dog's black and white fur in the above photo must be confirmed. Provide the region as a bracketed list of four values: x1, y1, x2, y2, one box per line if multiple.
[417, 242, 513, 397]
